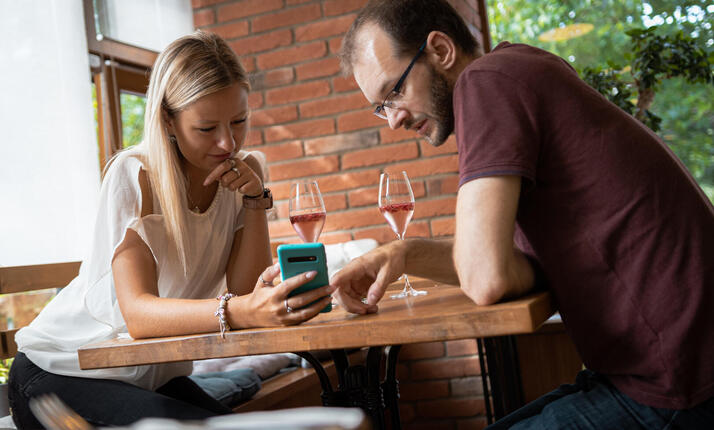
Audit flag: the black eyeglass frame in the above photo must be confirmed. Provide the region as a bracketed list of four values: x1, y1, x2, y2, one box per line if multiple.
[373, 41, 427, 119]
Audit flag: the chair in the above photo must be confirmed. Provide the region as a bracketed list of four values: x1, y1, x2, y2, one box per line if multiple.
[0, 262, 81, 360]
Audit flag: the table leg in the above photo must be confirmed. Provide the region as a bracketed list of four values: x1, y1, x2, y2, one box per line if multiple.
[294, 347, 401, 430]
[329, 349, 350, 391]
[481, 336, 525, 422]
[382, 344, 402, 430]
[364, 347, 386, 429]
[477, 338, 494, 424]
[295, 351, 340, 406]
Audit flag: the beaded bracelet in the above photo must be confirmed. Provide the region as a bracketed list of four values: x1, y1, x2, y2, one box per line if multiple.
[215, 293, 235, 338]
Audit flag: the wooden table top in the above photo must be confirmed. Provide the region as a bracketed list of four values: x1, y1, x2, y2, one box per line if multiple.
[78, 281, 554, 370]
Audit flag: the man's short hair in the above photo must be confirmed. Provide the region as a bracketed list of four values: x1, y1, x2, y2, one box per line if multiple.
[339, 0, 479, 75]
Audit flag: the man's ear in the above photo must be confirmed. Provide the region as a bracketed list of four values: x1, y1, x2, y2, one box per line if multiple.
[426, 31, 457, 72]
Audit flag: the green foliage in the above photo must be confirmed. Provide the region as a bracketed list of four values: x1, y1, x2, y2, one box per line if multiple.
[581, 64, 663, 131]
[120, 92, 146, 149]
[581, 26, 713, 132]
[487, 0, 714, 202]
[581, 65, 637, 113]
[0, 358, 12, 384]
[628, 27, 713, 91]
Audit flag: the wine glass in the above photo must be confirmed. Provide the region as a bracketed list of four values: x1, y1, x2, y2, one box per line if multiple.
[378, 171, 427, 299]
[289, 181, 326, 243]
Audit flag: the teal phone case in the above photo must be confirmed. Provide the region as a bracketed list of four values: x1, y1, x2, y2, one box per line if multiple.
[277, 243, 331, 313]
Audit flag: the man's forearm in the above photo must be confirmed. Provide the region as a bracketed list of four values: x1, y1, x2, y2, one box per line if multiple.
[504, 246, 537, 299]
[401, 238, 460, 285]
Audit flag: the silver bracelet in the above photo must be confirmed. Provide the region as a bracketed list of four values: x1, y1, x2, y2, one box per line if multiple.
[215, 293, 235, 338]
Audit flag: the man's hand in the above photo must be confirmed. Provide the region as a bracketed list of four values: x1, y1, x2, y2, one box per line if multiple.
[329, 241, 407, 314]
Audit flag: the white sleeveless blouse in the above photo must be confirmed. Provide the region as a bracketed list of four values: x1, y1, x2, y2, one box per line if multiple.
[16, 148, 255, 391]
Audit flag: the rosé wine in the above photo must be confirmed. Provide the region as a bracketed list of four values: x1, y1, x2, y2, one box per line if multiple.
[290, 212, 326, 243]
[379, 202, 414, 238]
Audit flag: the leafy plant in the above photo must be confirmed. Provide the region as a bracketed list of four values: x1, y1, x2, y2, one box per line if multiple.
[582, 64, 636, 112]
[0, 358, 12, 384]
[582, 26, 713, 132]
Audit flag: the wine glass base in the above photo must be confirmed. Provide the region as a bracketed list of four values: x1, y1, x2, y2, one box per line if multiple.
[390, 287, 428, 299]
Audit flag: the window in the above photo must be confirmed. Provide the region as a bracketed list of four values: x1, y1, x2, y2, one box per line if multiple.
[83, 0, 192, 168]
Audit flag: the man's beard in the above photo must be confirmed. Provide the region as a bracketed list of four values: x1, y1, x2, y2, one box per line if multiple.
[426, 65, 455, 147]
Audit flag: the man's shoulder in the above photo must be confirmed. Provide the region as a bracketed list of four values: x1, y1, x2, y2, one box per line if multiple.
[458, 42, 576, 86]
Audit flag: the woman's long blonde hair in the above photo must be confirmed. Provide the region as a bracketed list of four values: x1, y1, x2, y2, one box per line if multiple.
[140, 31, 249, 273]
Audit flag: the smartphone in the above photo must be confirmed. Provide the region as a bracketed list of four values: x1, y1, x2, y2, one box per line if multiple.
[277, 243, 331, 313]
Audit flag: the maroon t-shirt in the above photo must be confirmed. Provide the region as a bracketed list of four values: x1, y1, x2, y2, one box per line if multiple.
[454, 42, 714, 409]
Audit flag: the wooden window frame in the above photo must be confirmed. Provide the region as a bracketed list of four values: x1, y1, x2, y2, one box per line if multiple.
[83, 0, 155, 170]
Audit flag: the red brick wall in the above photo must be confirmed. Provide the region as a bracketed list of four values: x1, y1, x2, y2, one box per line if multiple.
[193, 1, 489, 428]
[397, 339, 486, 429]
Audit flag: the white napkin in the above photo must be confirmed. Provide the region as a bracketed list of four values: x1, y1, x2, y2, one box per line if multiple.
[325, 239, 378, 278]
[0, 414, 16, 429]
[107, 407, 366, 429]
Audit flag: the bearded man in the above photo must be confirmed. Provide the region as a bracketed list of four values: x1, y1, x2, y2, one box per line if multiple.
[331, 0, 714, 428]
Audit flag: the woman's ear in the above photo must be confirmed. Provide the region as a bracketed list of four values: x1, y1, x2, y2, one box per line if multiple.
[426, 31, 457, 72]
[162, 110, 175, 135]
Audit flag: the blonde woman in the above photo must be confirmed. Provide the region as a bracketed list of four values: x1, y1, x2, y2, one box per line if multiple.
[9, 32, 333, 428]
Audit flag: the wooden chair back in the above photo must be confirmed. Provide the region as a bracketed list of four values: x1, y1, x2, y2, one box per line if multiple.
[0, 262, 80, 359]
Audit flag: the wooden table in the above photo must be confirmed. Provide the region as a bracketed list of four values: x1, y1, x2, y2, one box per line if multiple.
[79, 281, 554, 428]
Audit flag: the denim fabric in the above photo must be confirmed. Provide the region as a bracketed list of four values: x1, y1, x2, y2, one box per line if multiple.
[9, 353, 231, 429]
[189, 369, 261, 408]
[487, 370, 714, 430]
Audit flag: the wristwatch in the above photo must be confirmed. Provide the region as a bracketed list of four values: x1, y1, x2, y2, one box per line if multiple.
[242, 188, 273, 210]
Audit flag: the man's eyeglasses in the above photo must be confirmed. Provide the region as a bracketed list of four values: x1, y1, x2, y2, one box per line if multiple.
[373, 41, 427, 120]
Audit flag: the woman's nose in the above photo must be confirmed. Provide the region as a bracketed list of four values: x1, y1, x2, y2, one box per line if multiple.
[217, 126, 236, 152]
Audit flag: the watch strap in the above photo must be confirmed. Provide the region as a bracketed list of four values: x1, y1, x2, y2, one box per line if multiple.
[242, 188, 273, 209]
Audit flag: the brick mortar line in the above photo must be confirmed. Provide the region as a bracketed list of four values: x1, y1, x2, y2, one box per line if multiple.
[266, 163, 379, 177]
[249, 43, 331, 73]
[207, 3, 324, 29]
[254, 92, 360, 114]
[265, 172, 455, 184]
[273, 194, 458, 206]
[253, 124, 396, 144]
[208, 2, 359, 33]
[277, 73, 351, 90]
[265, 154, 458, 173]
[266, 176, 457, 192]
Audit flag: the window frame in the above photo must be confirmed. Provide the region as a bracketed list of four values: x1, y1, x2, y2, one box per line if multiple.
[82, 0, 155, 170]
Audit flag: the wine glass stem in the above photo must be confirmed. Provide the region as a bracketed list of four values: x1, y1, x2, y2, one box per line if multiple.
[402, 273, 412, 291]
[398, 237, 414, 293]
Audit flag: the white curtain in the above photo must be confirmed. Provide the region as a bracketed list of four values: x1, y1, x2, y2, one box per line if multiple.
[0, 0, 100, 266]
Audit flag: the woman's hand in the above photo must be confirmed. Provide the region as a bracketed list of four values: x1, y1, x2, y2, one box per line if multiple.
[235, 263, 335, 327]
[203, 156, 263, 197]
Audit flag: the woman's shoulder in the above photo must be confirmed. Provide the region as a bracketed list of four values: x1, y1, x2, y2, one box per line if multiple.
[103, 147, 148, 185]
[101, 147, 154, 215]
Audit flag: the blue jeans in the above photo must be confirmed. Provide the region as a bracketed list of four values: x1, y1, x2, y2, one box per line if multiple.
[487, 370, 714, 429]
[9, 352, 231, 429]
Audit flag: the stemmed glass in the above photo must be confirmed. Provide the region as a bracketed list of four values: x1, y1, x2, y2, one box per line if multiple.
[289, 181, 326, 243]
[378, 171, 427, 299]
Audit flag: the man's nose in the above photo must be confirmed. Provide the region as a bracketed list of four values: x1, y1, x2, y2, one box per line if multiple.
[386, 107, 408, 130]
